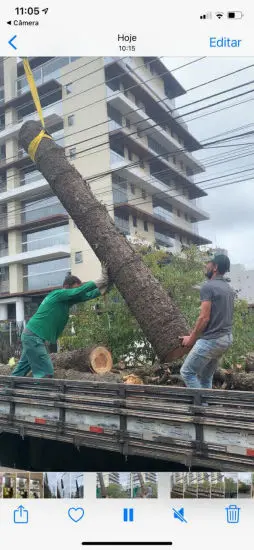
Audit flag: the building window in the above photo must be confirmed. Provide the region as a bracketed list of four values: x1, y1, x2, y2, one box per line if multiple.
[142, 189, 147, 199]
[180, 161, 184, 170]
[21, 196, 66, 224]
[137, 127, 142, 138]
[125, 118, 131, 128]
[127, 149, 133, 161]
[185, 213, 188, 221]
[144, 220, 148, 232]
[75, 251, 83, 264]
[69, 147, 76, 159]
[133, 215, 137, 227]
[139, 159, 144, 169]
[130, 184, 135, 194]
[172, 156, 176, 164]
[65, 83, 73, 94]
[23, 257, 71, 291]
[177, 210, 181, 217]
[0, 114, 4, 131]
[22, 224, 69, 253]
[67, 114, 75, 127]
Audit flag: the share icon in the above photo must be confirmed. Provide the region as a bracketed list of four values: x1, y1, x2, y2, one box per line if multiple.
[172, 507, 188, 523]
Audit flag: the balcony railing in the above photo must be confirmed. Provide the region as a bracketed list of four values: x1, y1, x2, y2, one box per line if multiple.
[16, 57, 80, 97]
[108, 119, 121, 132]
[21, 202, 67, 224]
[0, 247, 8, 258]
[114, 216, 130, 235]
[22, 233, 69, 252]
[0, 217, 7, 230]
[0, 87, 4, 106]
[0, 183, 7, 193]
[23, 270, 68, 291]
[153, 206, 173, 223]
[112, 188, 128, 204]
[155, 231, 172, 247]
[17, 102, 63, 125]
[20, 171, 45, 186]
[0, 280, 9, 293]
[110, 150, 125, 165]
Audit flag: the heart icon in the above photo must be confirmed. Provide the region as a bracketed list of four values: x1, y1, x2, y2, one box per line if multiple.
[68, 507, 85, 523]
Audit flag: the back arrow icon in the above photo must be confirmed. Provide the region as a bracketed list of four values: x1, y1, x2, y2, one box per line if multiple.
[8, 35, 17, 50]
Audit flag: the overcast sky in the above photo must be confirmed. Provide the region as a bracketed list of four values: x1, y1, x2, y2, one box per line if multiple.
[164, 57, 254, 268]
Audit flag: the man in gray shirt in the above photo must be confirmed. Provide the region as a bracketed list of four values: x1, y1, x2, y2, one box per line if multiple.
[180, 254, 234, 388]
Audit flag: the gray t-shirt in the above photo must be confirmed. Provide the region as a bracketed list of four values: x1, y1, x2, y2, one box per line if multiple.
[200, 276, 234, 339]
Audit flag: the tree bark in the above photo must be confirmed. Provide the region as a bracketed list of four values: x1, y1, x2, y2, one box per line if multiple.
[19, 121, 189, 363]
[50, 346, 113, 374]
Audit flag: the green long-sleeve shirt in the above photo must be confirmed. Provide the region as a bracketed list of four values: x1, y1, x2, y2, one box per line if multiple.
[26, 282, 101, 343]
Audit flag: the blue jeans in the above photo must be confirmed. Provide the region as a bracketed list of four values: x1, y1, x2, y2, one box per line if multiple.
[180, 334, 233, 389]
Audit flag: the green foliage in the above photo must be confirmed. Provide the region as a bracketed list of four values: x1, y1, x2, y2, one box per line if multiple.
[59, 246, 254, 368]
[106, 483, 130, 498]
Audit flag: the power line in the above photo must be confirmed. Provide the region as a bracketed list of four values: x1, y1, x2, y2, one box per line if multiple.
[1, 137, 254, 226]
[1, 60, 254, 184]
[2, 58, 250, 155]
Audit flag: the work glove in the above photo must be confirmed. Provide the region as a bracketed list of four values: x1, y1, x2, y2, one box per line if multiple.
[95, 264, 110, 295]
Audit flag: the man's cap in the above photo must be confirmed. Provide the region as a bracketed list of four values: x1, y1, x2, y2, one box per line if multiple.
[210, 254, 230, 273]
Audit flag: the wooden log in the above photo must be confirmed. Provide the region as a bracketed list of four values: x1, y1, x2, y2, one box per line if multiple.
[19, 121, 190, 364]
[50, 346, 113, 374]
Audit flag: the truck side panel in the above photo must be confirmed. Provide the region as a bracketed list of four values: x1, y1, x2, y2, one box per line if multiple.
[1, 376, 254, 470]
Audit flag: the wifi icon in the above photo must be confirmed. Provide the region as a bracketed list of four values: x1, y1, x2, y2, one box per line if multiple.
[216, 12, 224, 18]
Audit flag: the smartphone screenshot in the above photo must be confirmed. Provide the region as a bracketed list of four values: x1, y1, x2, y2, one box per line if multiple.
[0, 1, 253, 548]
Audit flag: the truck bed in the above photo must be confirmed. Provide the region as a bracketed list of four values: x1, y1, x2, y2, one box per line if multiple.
[0, 376, 254, 471]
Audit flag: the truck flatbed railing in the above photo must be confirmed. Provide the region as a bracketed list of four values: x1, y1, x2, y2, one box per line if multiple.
[0, 376, 254, 471]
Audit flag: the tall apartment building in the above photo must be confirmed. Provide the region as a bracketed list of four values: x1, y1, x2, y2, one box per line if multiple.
[101, 472, 120, 487]
[229, 263, 254, 304]
[0, 56, 210, 323]
[132, 472, 157, 484]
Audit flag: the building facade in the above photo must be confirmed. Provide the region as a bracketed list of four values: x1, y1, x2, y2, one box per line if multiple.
[0, 56, 210, 323]
[229, 264, 254, 304]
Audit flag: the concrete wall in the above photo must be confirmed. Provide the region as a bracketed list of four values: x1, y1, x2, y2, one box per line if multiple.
[61, 57, 112, 281]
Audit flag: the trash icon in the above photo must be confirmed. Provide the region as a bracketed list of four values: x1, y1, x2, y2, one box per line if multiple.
[225, 504, 240, 524]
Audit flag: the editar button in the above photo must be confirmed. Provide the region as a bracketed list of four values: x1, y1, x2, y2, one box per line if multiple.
[209, 37, 242, 48]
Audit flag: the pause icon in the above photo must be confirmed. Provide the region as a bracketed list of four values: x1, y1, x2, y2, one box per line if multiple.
[123, 508, 134, 522]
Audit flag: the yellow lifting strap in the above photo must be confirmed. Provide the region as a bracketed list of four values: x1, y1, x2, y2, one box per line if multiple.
[22, 58, 52, 161]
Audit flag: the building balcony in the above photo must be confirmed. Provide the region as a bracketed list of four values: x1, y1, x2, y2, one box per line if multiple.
[0, 103, 63, 145]
[22, 233, 69, 253]
[0, 280, 9, 294]
[15, 57, 79, 97]
[153, 206, 198, 234]
[114, 203, 211, 246]
[114, 215, 130, 235]
[0, 87, 4, 106]
[106, 76, 203, 157]
[0, 247, 8, 258]
[0, 243, 70, 266]
[0, 178, 50, 204]
[112, 188, 128, 204]
[23, 272, 67, 292]
[107, 105, 205, 184]
[154, 231, 173, 248]
[109, 150, 208, 221]
[21, 201, 67, 225]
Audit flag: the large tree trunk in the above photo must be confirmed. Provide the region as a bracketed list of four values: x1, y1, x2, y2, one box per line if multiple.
[50, 346, 113, 374]
[19, 121, 189, 363]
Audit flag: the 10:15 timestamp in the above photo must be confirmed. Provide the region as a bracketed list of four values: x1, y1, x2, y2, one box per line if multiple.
[119, 45, 136, 51]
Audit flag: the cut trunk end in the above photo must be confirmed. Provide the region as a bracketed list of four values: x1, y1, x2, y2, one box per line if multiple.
[89, 346, 113, 374]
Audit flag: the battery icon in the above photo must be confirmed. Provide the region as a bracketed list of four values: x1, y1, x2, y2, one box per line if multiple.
[227, 11, 244, 18]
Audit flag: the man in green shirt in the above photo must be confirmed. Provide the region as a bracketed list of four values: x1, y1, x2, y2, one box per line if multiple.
[12, 266, 109, 379]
